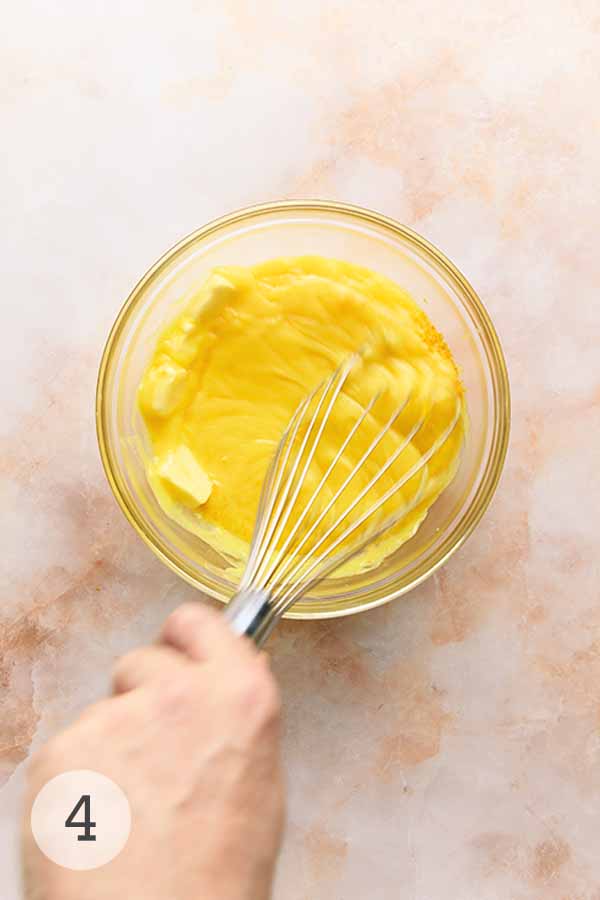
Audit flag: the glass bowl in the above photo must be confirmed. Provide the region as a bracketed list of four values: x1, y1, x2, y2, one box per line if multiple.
[96, 201, 510, 619]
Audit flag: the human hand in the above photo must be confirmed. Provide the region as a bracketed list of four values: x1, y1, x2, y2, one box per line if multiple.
[22, 603, 285, 900]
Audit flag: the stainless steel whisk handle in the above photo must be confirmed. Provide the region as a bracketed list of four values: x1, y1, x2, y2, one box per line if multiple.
[224, 589, 279, 647]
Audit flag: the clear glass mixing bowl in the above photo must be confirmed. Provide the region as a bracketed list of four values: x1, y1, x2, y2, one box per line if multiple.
[96, 201, 510, 619]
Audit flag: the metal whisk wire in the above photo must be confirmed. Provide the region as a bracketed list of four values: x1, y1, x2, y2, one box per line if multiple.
[245, 354, 358, 591]
[225, 357, 462, 644]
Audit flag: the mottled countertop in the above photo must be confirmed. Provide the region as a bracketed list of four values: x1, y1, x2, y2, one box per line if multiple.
[2, 2, 599, 897]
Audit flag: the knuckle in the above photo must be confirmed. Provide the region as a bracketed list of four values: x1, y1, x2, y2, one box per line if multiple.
[113, 645, 146, 672]
[163, 603, 198, 636]
[111, 651, 137, 690]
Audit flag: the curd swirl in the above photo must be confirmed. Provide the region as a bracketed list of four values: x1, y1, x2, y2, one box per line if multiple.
[138, 256, 466, 572]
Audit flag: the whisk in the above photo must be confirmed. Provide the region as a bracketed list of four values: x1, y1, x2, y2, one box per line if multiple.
[224, 354, 461, 646]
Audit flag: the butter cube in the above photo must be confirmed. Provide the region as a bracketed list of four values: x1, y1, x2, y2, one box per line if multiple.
[187, 273, 237, 321]
[157, 446, 212, 508]
[140, 361, 188, 417]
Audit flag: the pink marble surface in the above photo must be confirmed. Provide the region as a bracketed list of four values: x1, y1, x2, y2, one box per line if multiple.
[2, 1, 599, 897]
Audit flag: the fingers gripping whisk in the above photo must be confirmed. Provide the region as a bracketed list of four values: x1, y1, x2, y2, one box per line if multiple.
[225, 355, 462, 645]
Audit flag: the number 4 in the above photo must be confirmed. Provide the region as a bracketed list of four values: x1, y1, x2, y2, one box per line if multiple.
[65, 795, 96, 842]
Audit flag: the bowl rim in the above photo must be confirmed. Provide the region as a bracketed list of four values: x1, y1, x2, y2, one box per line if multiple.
[96, 199, 511, 619]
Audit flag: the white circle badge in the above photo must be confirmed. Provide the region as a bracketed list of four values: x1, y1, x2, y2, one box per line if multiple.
[31, 770, 131, 870]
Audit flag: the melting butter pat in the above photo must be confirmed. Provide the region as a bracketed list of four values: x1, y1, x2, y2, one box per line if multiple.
[140, 360, 188, 417]
[156, 446, 212, 508]
[187, 273, 238, 322]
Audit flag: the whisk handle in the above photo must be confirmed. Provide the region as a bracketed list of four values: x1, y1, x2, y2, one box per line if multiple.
[224, 589, 277, 647]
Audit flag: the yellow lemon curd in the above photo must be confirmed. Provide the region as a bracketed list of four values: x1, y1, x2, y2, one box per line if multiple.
[138, 256, 466, 574]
